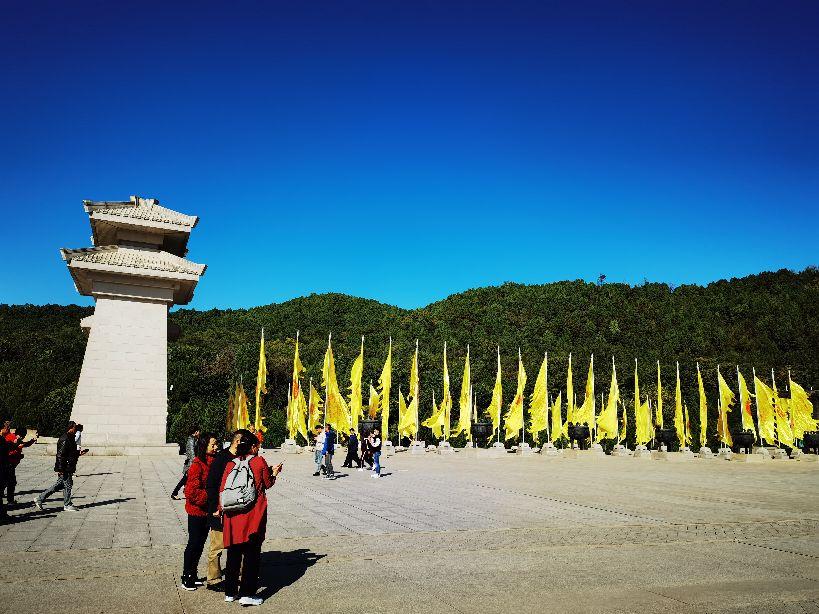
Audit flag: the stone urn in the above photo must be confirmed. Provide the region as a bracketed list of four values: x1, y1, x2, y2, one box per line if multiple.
[733, 430, 755, 454]
[359, 419, 380, 437]
[567, 423, 591, 450]
[471, 422, 493, 440]
[803, 431, 819, 455]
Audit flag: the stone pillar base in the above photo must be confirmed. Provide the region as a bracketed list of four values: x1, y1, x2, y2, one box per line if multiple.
[484, 442, 507, 458]
[771, 448, 789, 460]
[382, 441, 395, 456]
[790, 449, 804, 460]
[611, 444, 632, 457]
[540, 442, 561, 457]
[281, 439, 301, 454]
[409, 440, 426, 455]
[670, 449, 695, 461]
[437, 441, 455, 455]
[698, 447, 715, 459]
[651, 450, 668, 460]
[633, 445, 652, 459]
[732, 452, 766, 463]
[717, 448, 733, 460]
[515, 442, 534, 456]
[561, 448, 578, 459]
[798, 453, 819, 463]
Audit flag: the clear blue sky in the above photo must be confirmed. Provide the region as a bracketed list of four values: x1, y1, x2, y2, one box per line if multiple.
[1, 1, 817, 310]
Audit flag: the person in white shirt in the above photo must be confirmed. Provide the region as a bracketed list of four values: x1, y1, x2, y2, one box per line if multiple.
[312, 426, 326, 476]
[369, 429, 383, 478]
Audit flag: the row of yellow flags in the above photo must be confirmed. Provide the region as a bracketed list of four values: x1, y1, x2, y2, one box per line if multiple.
[230, 333, 816, 449]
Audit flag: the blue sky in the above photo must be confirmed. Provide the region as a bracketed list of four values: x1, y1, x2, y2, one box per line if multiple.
[1, 0, 817, 310]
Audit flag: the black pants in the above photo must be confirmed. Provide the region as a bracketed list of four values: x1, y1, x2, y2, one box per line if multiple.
[342, 448, 361, 468]
[0, 470, 6, 518]
[172, 469, 188, 497]
[3, 466, 15, 503]
[183, 515, 209, 577]
[225, 534, 263, 597]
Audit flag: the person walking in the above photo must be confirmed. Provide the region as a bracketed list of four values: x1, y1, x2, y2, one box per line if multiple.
[219, 431, 283, 606]
[370, 429, 383, 478]
[0, 421, 11, 522]
[4, 422, 37, 504]
[34, 421, 86, 512]
[322, 424, 336, 479]
[204, 430, 243, 591]
[342, 429, 361, 468]
[172, 426, 200, 500]
[312, 426, 325, 476]
[360, 431, 373, 470]
[180, 431, 218, 590]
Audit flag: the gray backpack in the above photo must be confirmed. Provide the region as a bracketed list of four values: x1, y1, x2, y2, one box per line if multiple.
[220, 457, 257, 513]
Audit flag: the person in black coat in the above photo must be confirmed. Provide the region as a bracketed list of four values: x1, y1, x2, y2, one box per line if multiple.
[342, 430, 361, 468]
[34, 421, 86, 512]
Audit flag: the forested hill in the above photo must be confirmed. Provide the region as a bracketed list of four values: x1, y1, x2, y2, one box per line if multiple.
[1, 268, 817, 446]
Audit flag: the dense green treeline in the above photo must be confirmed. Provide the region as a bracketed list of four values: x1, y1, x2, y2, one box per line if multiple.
[1, 268, 817, 448]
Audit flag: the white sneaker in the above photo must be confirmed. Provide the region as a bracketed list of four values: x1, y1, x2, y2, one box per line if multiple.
[239, 596, 264, 606]
[33, 498, 43, 511]
[224, 595, 236, 602]
[63, 505, 80, 512]
[357, 468, 364, 472]
[370, 473, 379, 479]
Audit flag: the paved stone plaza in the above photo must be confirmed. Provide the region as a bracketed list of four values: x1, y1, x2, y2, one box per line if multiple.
[1, 450, 818, 613]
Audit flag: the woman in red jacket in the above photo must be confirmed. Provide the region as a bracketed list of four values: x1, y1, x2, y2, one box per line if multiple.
[219, 431, 283, 606]
[180, 431, 218, 590]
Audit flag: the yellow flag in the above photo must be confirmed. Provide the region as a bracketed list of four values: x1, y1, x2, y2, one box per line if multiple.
[550, 392, 563, 443]
[423, 390, 446, 439]
[254, 329, 268, 433]
[566, 353, 574, 424]
[293, 385, 308, 441]
[441, 342, 452, 440]
[737, 369, 756, 439]
[399, 341, 420, 439]
[322, 335, 350, 435]
[673, 363, 684, 447]
[635, 399, 651, 445]
[307, 380, 323, 433]
[574, 355, 594, 427]
[287, 334, 306, 437]
[503, 350, 527, 440]
[619, 397, 627, 442]
[697, 363, 707, 447]
[397, 389, 409, 437]
[527, 352, 549, 443]
[368, 383, 380, 419]
[485, 347, 503, 437]
[596, 357, 619, 440]
[236, 383, 249, 430]
[772, 375, 794, 447]
[684, 402, 692, 446]
[716, 367, 734, 447]
[655, 361, 663, 429]
[753, 374, 776, 445]
[378, 339, 392, 439]
[789, 376, 817, 440]
[348, 337, 364, 433]
[453, 346, 472, 438]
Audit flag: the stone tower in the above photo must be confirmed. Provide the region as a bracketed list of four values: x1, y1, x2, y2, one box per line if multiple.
[61, 196, 206, 454]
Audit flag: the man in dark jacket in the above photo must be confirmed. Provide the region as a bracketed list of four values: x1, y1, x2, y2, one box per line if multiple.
[172, 425, 200, 500]
[203, 430, 243, 590]
[322, 425, 336, 478]
[342, 429, 361, 468]
[34, 421, 85, 512]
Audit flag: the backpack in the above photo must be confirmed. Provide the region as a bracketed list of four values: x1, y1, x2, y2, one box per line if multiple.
[220, 457, 257, 513]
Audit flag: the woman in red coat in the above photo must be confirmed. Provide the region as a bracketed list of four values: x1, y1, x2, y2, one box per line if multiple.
[219, 431, 283, 606]
[180, 431, 218, 590]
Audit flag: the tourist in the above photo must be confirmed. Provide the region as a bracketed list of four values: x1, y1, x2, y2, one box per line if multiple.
[342, 429, 361, 468]
[220, 431, 283, 606]
[0, 421, 10, 521]
[360, 431, 373, 470]
[248, 425, 264, 447]
[4, 423, 37, 504]
[34, 421, 87, 512]
[171, 425, 200, 500]
[322, 424, 336, 479]
[370, 429, 383, 478]
[205, 430, 244, 591]
[74, 423, 83, 450]
[312, 425, 325, 476]
[180, 431, 218, 590]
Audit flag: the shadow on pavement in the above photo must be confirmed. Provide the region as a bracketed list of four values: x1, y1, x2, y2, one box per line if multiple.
[74, 472, 120, 477]
[258, 549, 326, 599]
[4, 497, 133, 524]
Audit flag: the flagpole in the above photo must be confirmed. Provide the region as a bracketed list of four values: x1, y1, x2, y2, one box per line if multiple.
[772, 368, 779, 449]
[519, 348, 525, 446]
[752, 367, 762, 446]
[544, 351, 549, 445]
[497, 346, 501, 444]
[414, 339, 419, 443]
